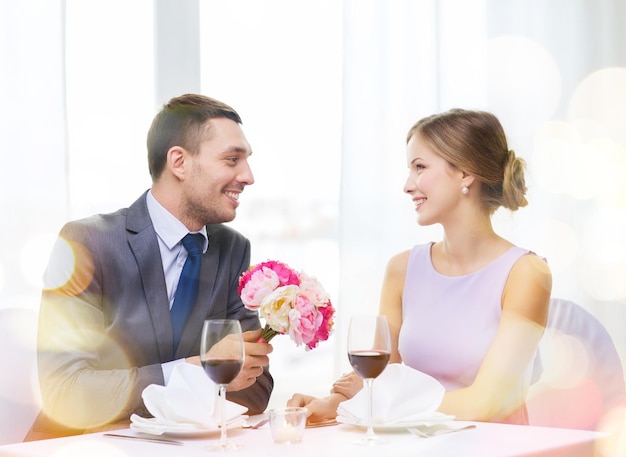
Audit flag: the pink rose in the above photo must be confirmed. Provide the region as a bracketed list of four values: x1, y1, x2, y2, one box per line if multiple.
[267, 260, 300, 286]
[299, 273, 330, 306]
[239, 267, 280, 310]
[288, 294, 319, 346]
[306, 302, 335, 349]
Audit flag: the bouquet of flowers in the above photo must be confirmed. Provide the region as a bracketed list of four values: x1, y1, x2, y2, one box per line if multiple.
[238, 260, 335, 350]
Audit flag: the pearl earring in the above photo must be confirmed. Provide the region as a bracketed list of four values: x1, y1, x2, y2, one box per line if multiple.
[461, 186, 469, 195]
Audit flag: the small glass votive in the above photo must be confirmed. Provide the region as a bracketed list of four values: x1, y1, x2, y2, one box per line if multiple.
[268, 407, 307, 444]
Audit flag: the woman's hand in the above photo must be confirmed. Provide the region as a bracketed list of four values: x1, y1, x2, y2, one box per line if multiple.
[331, 371, 363, 399]
[286, 393, 346, 424]
[285, 372, 364, 425]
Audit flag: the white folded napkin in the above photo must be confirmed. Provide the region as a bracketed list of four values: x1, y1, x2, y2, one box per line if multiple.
[337, 363, 450, 425]
[130, 363, 247, 432]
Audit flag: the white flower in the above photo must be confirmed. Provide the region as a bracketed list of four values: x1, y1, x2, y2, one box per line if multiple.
[259, 285, 299, 334]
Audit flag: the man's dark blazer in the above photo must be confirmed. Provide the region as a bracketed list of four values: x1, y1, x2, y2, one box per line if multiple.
[26, 191, 273, 440]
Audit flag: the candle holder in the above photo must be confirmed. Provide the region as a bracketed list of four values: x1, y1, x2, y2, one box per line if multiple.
[269, 407, 307, 444]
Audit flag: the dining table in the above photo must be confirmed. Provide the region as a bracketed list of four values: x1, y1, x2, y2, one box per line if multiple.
[0, 416, 608, 457]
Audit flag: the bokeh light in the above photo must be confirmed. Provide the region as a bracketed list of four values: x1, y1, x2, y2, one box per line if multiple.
[533, 120, 621, 199]
[595, 405, 626, 457]
[592, 139, 626, 211]
[539, 329, 590, 388]
[527, 328, 606, 429]
[584, 137, 626, 206]
[568, 67, 626, 150]
[41, 237, 75, 290]
[41, 237, 94, 295]
[40, 329, 133, 431]
[485, 35, 561, 136]
[530, 218, 578, 274]
[581, 208, 626, 301]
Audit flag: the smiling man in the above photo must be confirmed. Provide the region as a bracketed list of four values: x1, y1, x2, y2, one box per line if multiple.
[26, 94, 274, 440]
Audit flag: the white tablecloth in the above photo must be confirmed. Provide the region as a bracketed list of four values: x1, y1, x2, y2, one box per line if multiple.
[0, 420, 605, 457]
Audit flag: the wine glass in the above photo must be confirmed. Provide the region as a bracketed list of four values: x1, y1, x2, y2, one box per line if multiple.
[200, 319, 245, 451]
[347, 315, 391, 446]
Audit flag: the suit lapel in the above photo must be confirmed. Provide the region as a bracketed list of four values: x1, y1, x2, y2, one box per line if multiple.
[127, 192, 174, 361]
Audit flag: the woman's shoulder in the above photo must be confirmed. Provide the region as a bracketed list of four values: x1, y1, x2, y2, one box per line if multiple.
[386, 243, 432, 275]
[387, 249, 411, 270]
[511, 251, 552, 283]
[503, 251, 552, 322]
[497, 242, 552, 290]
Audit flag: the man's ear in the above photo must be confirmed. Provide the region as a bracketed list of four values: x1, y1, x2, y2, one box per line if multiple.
[167, 146, 187, 180]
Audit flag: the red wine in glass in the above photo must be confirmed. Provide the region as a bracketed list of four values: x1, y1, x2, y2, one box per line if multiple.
[348, 350, 390, 379]
[347, 315, 392, 446]
[202, 359, 243, 385]
[200, 319, 244, 451]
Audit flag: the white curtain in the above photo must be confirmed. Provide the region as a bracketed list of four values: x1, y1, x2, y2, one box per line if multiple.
[0, 0, 66, 444]
[2, 0, 626, 443]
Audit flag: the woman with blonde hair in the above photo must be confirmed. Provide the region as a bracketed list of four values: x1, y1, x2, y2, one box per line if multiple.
[289, 108, 552, 425]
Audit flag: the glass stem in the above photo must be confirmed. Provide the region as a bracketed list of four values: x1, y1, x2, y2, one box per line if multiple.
[219, 384, 228, 446]
[365, 378, 376, 439]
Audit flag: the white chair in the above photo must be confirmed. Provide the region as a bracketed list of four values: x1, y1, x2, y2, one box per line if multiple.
[0, 307, 41, 444]
[527, 298, 626, 430]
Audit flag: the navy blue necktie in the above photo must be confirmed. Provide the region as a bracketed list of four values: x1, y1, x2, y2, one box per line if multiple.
[171, 233, 205, 351]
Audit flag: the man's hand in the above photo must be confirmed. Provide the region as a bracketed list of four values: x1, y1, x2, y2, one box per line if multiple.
[186, 329, 272, 391]
[226, 329, 272, 391]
